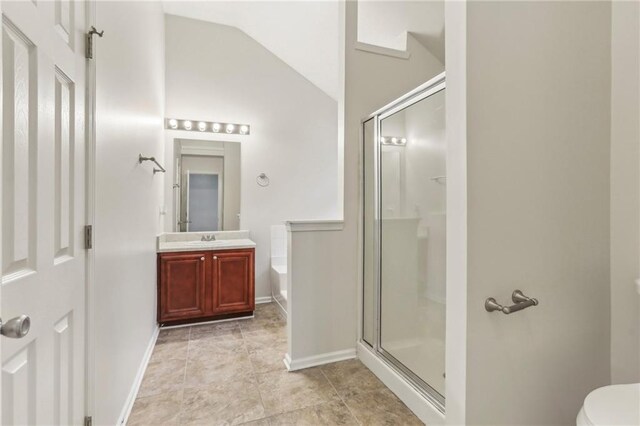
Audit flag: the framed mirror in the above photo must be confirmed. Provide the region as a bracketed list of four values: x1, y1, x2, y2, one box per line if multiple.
[173, 139, 241, 232]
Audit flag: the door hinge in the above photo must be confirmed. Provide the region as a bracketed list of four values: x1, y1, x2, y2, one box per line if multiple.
[85, 225, 93, 249]
[86, 26, 104, 59]
[84, 416, 92, 426]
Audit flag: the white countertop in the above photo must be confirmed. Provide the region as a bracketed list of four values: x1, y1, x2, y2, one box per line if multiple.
[157, 231, 255, 253]
[158, 239, 256, 253]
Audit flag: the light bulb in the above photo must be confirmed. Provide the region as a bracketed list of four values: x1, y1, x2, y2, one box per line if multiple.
[391, 137, 398, 144]
[226, 124, 235, 134]
[380, 137, 386, 144]
[168, 119, 178, 129]
[240, 125, 249, 135]
[212, 123, 221, 132]
[183, 120, 192, 130]
[401, 138, 407, 144]
[198, 121, 207, 132]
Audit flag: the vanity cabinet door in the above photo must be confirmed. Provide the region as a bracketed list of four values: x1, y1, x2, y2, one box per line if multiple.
[212, 249, 255, 313]
[158, 252, 208, 322]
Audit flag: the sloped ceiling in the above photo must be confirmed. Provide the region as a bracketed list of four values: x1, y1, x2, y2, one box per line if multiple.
[162, 1, 340, 101]
[162, 1, 445, 101]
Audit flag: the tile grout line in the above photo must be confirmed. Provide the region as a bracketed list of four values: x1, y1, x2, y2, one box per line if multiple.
[322, 368, 424, 425]
[241, 304, 317, 424]
[239, 308, 271, 425]
[149, 305, 332, 426]
[251, 304, 352, 422]
[319, 366, 363, 426]
[139, 307, 416, 425]
[177, 327, 192, 426]
[143, 310, 351, 424]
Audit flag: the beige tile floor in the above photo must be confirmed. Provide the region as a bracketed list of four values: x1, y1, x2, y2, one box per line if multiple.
[128, 303, 423, 425]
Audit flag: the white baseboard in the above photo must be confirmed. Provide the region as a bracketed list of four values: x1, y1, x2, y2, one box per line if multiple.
[118, 325, 159, 425]
[357, 342, 445, 426]
[272, 297, 287, 320]
[161, 315, 254, 329]
[283, 353, 292, 370]
[284, 348, 356, 371]
[255, 296, 273, 304]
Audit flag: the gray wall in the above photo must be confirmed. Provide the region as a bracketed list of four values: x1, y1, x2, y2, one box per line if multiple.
[463, 2, 612, 424]
[610, 0, 640, 384]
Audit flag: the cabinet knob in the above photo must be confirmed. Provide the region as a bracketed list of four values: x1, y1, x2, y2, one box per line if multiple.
[213, 256, 218, 260]
[200, 257, 205, 261]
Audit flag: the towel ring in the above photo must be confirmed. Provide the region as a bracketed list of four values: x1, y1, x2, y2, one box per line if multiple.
[256, 173, 270, 187]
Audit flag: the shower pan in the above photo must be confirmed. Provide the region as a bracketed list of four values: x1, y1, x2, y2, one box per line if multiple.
[361, 73, 446, 412]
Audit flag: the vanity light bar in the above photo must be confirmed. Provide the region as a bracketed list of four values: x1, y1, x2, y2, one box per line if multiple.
[380, 136, 407, 146]
[165, 118, 251, 135]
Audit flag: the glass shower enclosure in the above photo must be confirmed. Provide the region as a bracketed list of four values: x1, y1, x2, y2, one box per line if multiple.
[362, 74, 446, 411]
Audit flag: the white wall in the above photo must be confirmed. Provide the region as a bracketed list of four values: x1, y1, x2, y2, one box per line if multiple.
[93, 2, 165, 424]
[461, 2, 612, 424]
[163, 14, 339, 299]
[610, 0, 640, 384]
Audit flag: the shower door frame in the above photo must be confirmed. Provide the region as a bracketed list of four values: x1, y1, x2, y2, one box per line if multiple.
[359, 72, 446, 413]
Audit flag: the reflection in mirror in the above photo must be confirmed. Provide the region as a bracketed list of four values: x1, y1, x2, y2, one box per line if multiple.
[173, 139, 241, 232]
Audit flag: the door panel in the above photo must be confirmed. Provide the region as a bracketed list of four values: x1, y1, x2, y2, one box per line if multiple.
[54, 68, 75, 262]
[2, 342, 36, 425]
[2, 17, 37, 281]
[53, 312, 73, 425]
[159, 253, 207, 322]
[213, 250, 254, 313]
[1, 1, 87, 424]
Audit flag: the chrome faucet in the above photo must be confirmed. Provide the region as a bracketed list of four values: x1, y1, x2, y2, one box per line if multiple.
[201, 234, 216, 242]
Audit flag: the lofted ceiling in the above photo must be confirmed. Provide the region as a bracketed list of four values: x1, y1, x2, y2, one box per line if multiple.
[162, 1, 445, 101]
[162, 1, 340, 101]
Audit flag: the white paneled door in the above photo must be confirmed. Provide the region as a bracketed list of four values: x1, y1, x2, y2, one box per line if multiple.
[1, 1, 87, 424]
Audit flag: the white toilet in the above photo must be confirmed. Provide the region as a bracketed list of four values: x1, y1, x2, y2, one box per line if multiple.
[576, 383, 639, 425]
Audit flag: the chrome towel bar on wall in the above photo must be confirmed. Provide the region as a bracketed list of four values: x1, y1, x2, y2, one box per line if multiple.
[485, 290, 538, 314]
[138, 154, 166, 174]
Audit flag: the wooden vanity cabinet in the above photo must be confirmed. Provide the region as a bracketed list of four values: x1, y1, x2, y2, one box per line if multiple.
[157, 248, 255, 325]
